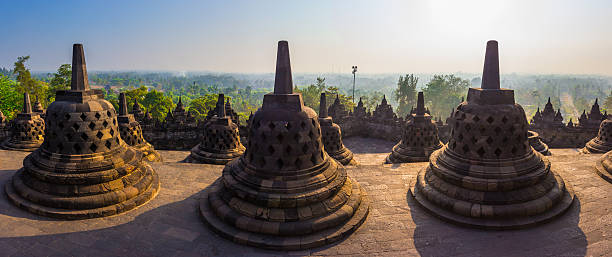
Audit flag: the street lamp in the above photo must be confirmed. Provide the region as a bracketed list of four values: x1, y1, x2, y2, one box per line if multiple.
[352, 66, 357, 103]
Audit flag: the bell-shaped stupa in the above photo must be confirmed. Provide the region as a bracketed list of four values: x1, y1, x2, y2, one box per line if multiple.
[1, 93, 45, 151]
[410, 41, 574, 228]
[185, 94, 245, 164]
[4, 44, 160, 219]
[199, 41, 369, 250]
[581, 116, 612, 154]
[318, 93, 355, 165]
[386, 92, 442, 163]
[117, 93, 162, 162]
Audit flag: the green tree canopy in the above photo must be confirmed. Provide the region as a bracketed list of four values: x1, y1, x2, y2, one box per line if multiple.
[394, 74, 418, 117]
[422, 75, 470, 120]
[13, 56, 48, 102]
[0, 75, 23, 119]
[142, 89, 174, 121]
[47, 64, 71, 103]
[188, 94, 220, 121]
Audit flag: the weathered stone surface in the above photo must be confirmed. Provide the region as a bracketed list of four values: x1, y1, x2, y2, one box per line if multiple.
[199, 41, 369, 250]
[582, 117, 612, 154]
[3, 44, 160, 219]
[387, 92, 442, 163]
[410, 40, 575, 229]
[1, 93, 44, 152]
[528, 130, 551, 156]
[319, 93, 355, 165]
[117, 93, 162, 162]
[185, 94, 245, 164]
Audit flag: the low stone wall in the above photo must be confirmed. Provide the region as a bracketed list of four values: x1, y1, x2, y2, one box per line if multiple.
[531, 127, 597, 148]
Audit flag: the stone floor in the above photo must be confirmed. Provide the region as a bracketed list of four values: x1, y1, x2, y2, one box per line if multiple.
[0, 137, 610, 256]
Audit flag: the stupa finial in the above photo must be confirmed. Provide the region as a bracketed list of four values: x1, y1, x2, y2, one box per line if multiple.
[273, 41, 293, 94]
[481, 40, 500, 90]
[70, 44, 90, 91]
[416, 92, 425, 115]
[23, 92, 32, 113]
[119, 93, 128, 116]
[217, 94, 226, 118]
[319, 93, 328, 118]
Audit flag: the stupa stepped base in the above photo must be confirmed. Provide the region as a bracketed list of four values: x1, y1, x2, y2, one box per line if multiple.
[134, 143, 162, 162]
[594, 151, 612, 183]
[386, 143, 443, 164]
[199, 177, 370, 250]
[409, 151, 575, 229]
[329, 147, 356, 166]
[581, 139, 612, 154]
[1, 140, 42, 152]
[184, 145, 244, 165]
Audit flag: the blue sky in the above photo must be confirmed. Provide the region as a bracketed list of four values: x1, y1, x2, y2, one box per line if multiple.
[1, 0, 611, 75]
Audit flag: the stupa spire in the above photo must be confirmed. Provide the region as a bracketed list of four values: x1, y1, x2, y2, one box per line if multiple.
[416, 92, 425, 115]
[70, 44, 90, 91]
[319, 93, 328, 118]
[273, 41, 293, 94]
[218, 94, 226, 118]
[23, 92, 32, 113]
[119, 93, 128, 116]
[481, 40, 500, 90]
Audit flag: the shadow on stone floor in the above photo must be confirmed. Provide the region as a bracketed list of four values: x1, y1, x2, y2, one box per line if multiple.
[406, 191, 587, 257]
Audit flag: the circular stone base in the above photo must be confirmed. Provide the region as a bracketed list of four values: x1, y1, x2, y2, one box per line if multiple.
[199, 179, 370, 250]
[409, 169, 575, 230]
[329, 148, 355, 166]
[1, 140, 42, 152]
[385, 154, 428, 164]
[4, 164, 160, 220]
[594, 156, 612, 184]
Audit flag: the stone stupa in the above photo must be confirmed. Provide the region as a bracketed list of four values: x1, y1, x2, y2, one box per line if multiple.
[528, 131, 551, 156]
[1, 93, 45, 151]
[185, 94, 245, 164]
[410, 40, 575, 229]
[581, 116, 612, 154]
[4, 44, 160, 219]
[319, 92, 355, 165]
[199, 41, 369, 250]
[117, 92, 162, 162]
[386, 92, 443, 163]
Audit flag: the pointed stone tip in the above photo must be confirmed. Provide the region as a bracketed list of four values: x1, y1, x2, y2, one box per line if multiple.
[71, 43, 90, 91]
[119, 93, 128, 116]
[23, 92, 32, 113]
[319, 93, 328, 118]
[481, 40, 500, 90]
[595, 98, 599, 104]
[217, 94, 226, 117]
[273, 40, 293, 94]
[548, 97, 551, 103]
[416, 92, 425, 115]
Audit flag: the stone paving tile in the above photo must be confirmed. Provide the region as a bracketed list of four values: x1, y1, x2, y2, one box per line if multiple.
[0, 142, 610, 256]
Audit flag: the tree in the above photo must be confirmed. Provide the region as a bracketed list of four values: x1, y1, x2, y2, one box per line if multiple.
[122, 85, 149, 112]
[294, 77, 354, 114]
[188, 94, 219, 121]
[0, 75, 23, 120]
[422, 75, 470, 119]
[13, 56, 48, 105]
[47, 64, 71, 102]
[142, 89, 174, 121]
[605, 91, 612, 113]
[394, 74, 418, 117]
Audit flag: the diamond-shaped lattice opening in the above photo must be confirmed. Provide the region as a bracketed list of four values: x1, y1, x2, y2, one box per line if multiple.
[285, 145, 292, 153]
[462, 144, 470, 153]
[90, 143, 98, 152]
[57, 142, 63, 151]
[486, 116, 494, 123]
[81, 133, 88, 141]
[65, 113, 71, 120]
[502, 136, 509, 143]
[58, 122, 64, 129]
[276, 159, 283, 169]
[80, 113, 87, 121]
[286, 122, 292, 130]
[476, 147, 485, 156]
[96, 131, 104, 139]
[277, 134, 283, 141]
[295, 158, 302, 167]
[472, 115, 480, 122]
[65, 133, 73, 141]
[95, 112, 101, 120]
[109, 129, 115, 136]
[451, 142, 457, 149]
[501, 116, 508, 124]
[300, 121, 307, 129]
[511, 146, 517, 154]
[107, 111, 112, 117]
[73, 143, 82, 152]
[509, 126, 515, 133]
[465, 124, 471, 131]
[73, 123, 80, 131]
[494, 148, 502, 157]
[88, 122, 96, 130]
[268, 122, 276, 130]
[458, 134, 464, 141]
[103, 120, 109, 128]
[115, 137, 120, 144]
[471, 136, 477, 144]
[302, 143, 309, 153]
[105, 140, 112, 149]
[486, 137, 494, 145]
[268, 145, 275, 154]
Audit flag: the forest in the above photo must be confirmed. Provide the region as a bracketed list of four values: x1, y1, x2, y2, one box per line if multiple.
[1, 55, 612, 124]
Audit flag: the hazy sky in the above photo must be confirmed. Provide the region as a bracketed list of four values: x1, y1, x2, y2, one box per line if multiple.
[1, 0, 611, 75]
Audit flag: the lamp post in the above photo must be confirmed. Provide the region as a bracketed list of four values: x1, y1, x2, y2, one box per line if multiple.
[352, 65, 357, 103]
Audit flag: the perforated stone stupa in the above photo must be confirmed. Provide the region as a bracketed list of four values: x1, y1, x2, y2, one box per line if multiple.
[528, 131, 551, 156]
[386, 92, 442, 163]
[1, 93, 45, 151]
[583, 116, 612, 154]
[4, 44, 160, 219]
[199, 41, 369, 250]
[410, 40, 574, 229]
[319, 93, 355, 165]
[117, 93, 162, 162]
[185, 94, 245, 164]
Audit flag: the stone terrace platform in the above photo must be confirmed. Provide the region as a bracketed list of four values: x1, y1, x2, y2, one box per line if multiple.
[0, 137, 610, 256]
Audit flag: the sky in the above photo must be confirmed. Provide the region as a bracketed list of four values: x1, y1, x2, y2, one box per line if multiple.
[1, 0, 611, 75]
